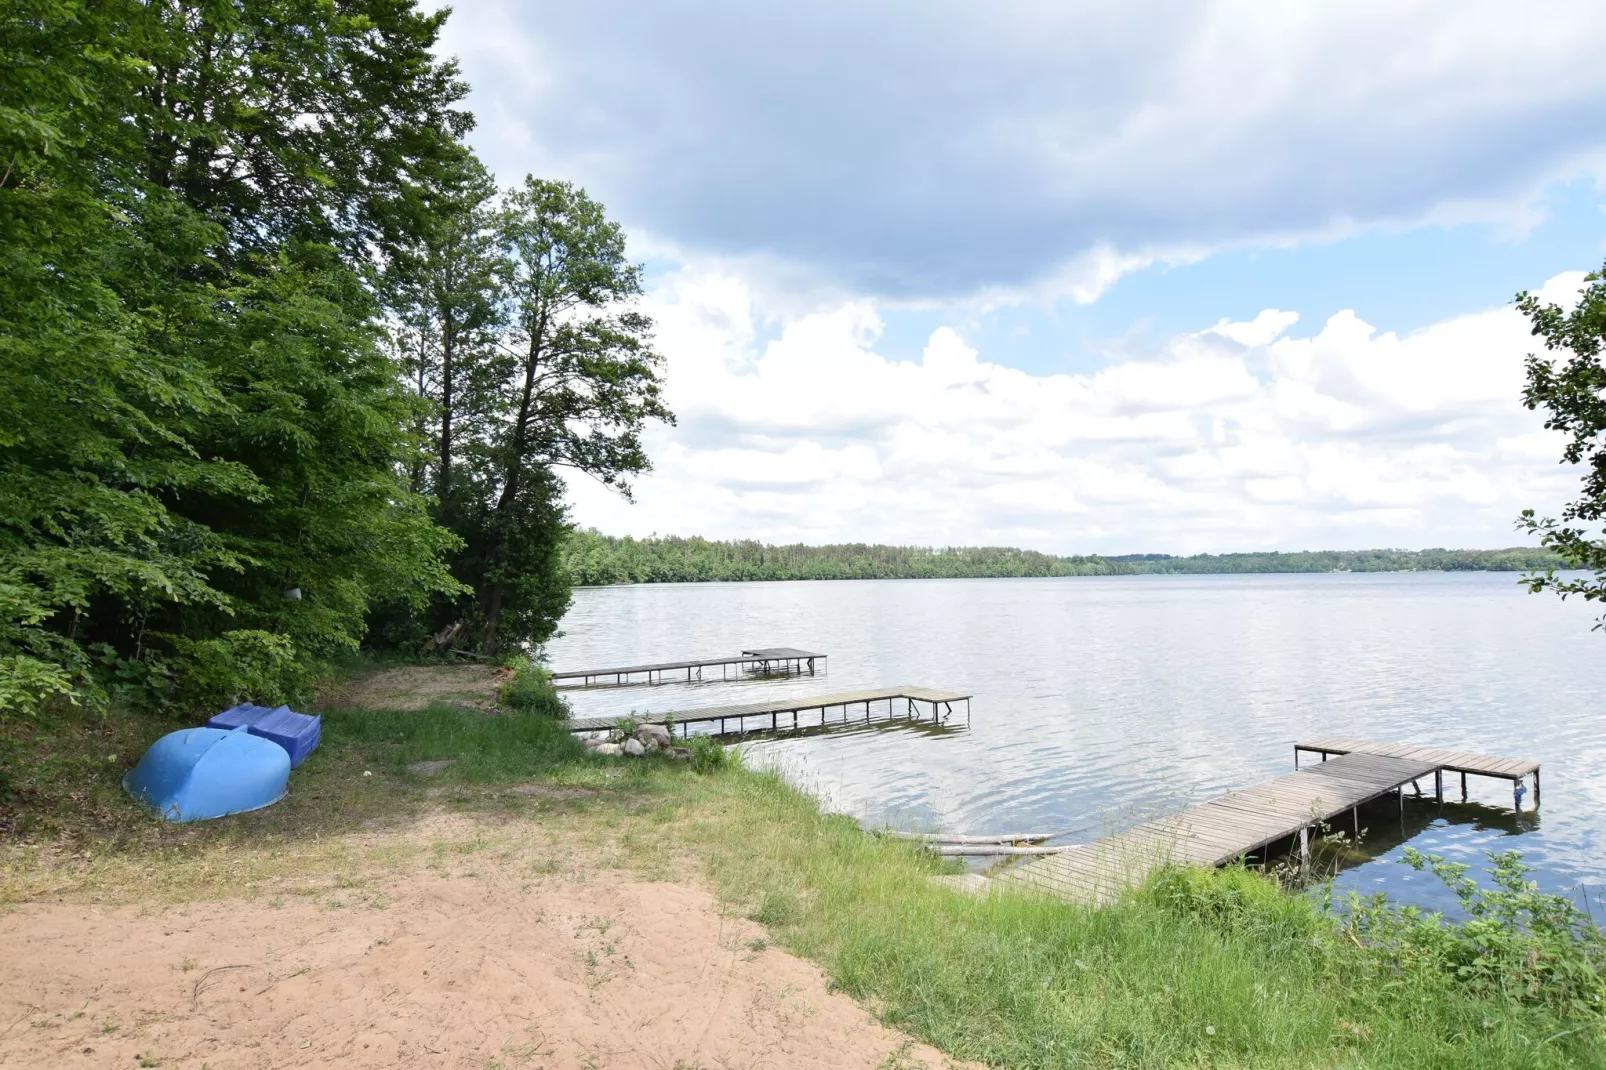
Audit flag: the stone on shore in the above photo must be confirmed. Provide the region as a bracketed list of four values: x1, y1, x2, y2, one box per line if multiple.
[635, 723, 672, 748]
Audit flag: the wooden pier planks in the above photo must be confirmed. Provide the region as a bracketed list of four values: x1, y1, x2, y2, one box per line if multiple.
[996, 751, 1441, 905]
[567, 685, 972, 735]
[551, 648, 826, 686]
[1295, 738, 1539, 779]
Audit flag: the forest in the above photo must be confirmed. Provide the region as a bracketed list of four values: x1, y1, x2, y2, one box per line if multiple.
[1, 0, 668, 719]
[562, 530, 1566, 585]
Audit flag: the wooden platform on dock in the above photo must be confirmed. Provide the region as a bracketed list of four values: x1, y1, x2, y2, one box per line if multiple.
[552, 648, 825, 687]
[1295, 738, 1540, 780]
[568, 685, 970, 737]
[997, 751, 1440, 905]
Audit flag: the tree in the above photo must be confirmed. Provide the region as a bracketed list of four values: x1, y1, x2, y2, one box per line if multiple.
[382, 157, 506, 509]
[475, 178, 673, 652]
[1516, 264, 1606, 630]
[1, 0, 474, 717]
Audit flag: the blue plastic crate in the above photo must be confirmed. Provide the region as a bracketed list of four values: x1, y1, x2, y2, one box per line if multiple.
[207, 703, 321, 768]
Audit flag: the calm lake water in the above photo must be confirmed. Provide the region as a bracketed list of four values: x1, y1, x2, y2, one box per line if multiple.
[546, 572, 1604, 914]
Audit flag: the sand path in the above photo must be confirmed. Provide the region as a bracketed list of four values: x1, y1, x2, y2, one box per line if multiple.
[1, 855, 957, 1069]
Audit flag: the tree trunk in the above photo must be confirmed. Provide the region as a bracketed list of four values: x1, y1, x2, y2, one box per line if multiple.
[437, 309, 456, 504]
[481, 582, 505, 655]
[408, 332, 429, 494]
[480, 310, 547, 652]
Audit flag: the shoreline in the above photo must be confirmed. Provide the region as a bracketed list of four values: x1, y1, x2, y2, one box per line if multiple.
[4, 663, 1601, 1068]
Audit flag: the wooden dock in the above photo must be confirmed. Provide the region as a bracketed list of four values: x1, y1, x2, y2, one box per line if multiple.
[568, 686, 971, 737]
[551, 647, 824, 688]
[997, 751, 1444, 905]
[1295, 737, 1540, 804]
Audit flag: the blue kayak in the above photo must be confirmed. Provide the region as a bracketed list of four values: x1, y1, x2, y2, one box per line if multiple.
[123, 726, 291, 823]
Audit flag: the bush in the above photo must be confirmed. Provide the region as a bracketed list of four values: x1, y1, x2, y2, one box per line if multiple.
[164, 630, 312, 713]
[1345, 849, 1606, 1017]
[498, 660, 566, 717]
[689, 733, 729, 774]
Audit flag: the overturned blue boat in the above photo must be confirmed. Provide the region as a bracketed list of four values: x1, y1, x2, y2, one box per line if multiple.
[123, 726, 291, 823]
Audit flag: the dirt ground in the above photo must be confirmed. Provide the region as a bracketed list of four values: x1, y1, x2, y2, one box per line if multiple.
[321, 664, 504, 713]
[0, 815, 962, 1070]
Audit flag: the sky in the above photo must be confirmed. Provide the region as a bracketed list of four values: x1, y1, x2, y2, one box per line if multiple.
[437, 1, 1606, 554]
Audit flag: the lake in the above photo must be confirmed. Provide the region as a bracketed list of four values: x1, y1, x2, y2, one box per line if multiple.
[545, 572, 1604, 915]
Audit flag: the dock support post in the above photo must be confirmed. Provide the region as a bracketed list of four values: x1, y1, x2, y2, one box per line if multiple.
[1294, 746, 1299, 770]
[1435, 769, 1442, 807]
[1299, 826, 1310, 876]
[1352, 806, 1359, 840]
[1461, 772, 1467, 801]
[1534, 768, 1541, 806]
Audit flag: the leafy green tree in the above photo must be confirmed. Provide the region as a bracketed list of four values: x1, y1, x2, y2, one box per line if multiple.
[0, 0, 244, 716]
[1517, 265, 1606, 630]
[383, 157, 507, 507]
[1, 0, 474, 717]
[472, 179, 672, 652]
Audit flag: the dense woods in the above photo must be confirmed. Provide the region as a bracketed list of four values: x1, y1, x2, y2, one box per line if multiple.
[562, 531, 1565, 585]
[0, 0, 665, 721]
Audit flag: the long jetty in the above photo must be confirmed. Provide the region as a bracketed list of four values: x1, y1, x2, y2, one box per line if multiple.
[992, 740, 1538, 905]
[551, 647, 824, 688]
[568, 686, 971, 737]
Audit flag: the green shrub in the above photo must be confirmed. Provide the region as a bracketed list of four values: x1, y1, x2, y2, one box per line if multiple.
[498, 660, 566, 717]
[1346, 849, 1606, 1017]
[689, 733, 729, 774]
[164, 630, 312, 713]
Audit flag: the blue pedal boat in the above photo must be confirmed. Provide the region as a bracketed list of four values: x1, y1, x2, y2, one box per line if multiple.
[208, 703, 322, 767]
[123, 726, 291, 823]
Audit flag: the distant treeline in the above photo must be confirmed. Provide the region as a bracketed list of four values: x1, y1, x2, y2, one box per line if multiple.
[561, 531, 1566, 586]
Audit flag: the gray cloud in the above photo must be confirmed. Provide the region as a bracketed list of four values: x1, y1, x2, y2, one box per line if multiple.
[442, 0, 1606, 299]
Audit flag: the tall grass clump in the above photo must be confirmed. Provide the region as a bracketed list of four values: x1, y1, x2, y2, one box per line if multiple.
[328, 701, 582, 781]
[662, 768, 1606, 1069]
[498, 659, 567, 717]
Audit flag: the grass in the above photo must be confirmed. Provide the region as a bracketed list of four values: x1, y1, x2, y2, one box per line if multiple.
[653, 768, 1605, 1069]
[3, 679, 1603, 1068]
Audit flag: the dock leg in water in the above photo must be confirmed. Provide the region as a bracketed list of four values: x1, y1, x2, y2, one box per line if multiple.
[1461, 772, 1467, 801]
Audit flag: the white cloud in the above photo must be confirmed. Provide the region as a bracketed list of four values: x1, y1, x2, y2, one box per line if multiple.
[441, 0, 1606, 299]
[564, 270, 1589, 552]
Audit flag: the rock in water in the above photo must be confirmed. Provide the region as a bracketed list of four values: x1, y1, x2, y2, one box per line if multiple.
[622, 738, 646, 757]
